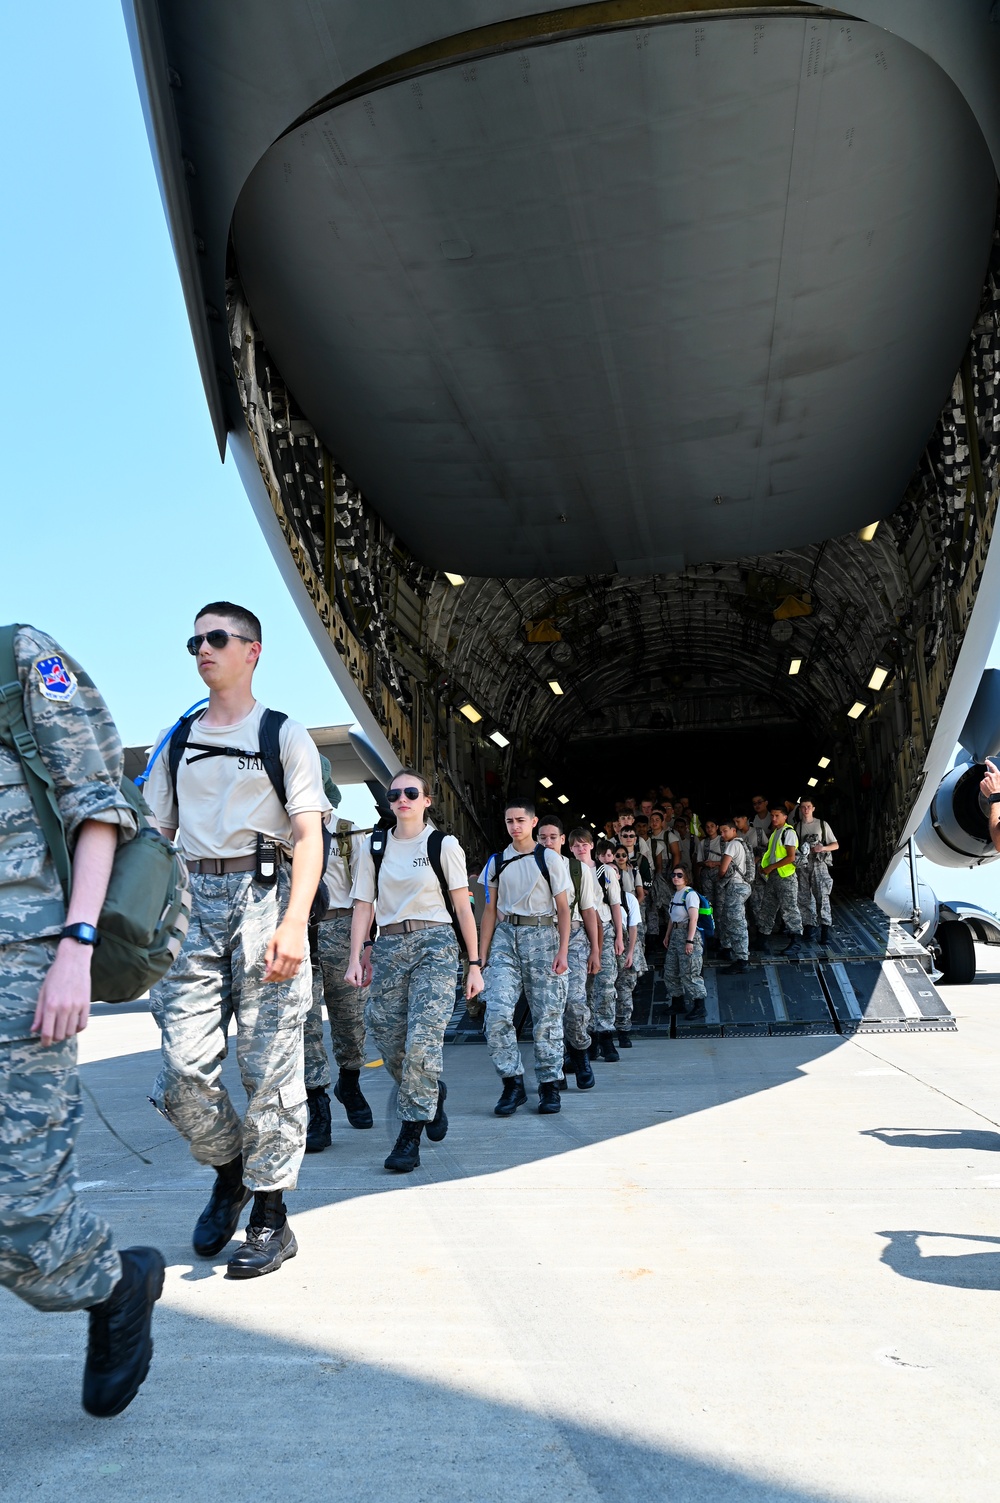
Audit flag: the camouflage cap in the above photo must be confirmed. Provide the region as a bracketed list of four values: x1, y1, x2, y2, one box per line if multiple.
[319, 754, 342, 808]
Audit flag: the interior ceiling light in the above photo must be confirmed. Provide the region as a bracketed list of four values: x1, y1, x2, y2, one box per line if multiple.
[548, 680, 564, 695]
[539, 776, 553, 788]
[868, 665, 890, 691]
[857, 521, 879, 542]
[788, 658, 802, 676]
[557, 794, 569, 805]
[458, 702, 482, 723]
[817, 756, 831, 769]
[488, 730, 509, 748]
[847, 701, 867, 720]
[807, 777, 818, 788]
[443, 571, 465, 586]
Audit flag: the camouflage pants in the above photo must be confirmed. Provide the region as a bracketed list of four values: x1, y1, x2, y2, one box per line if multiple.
[646, 874, 670, 936]
[304, 913, 367, 1088]
[365, 925, 458, 1121]
[749, 870, 767, 927]
[757, 872, 803, 937]
[0, 941, 121, 1311]
[563, 924, 593, 1051]
[663, 926, 707, 1004]
[614, 955, 640, 1031]
[149, 869, 310, 1192]
[484, 921, 564, 1083]
[717, 875, 752, 961]
[699, 869, 720, 917]
[797, 863, 834, 927]
[586, 920, 618, 1033]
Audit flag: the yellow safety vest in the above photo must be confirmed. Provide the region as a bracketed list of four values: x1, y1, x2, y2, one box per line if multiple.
[763, 825, 797, 879]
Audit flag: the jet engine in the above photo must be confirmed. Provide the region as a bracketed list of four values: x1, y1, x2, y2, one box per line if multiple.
[916, 669, 1000, 868]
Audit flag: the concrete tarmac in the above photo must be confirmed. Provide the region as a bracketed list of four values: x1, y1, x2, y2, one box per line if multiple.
[3, 953, 1000, 1502]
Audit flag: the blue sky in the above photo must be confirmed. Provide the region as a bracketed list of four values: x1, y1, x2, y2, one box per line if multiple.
[3, 5, 998, 902]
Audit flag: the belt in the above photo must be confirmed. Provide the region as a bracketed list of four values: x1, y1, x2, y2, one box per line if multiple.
[186, 855, 257, 876]
[379, 919, 450, 935]
[503, 914, 555, 927]
[319, 906, 352, 922]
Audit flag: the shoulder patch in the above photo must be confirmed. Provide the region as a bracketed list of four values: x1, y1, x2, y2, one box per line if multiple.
[34, 655, 78, 702]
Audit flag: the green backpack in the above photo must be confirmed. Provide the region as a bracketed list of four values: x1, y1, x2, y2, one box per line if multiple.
[0, 626, 191, 1003]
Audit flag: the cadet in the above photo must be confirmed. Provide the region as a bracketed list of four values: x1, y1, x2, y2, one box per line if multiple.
[793, 798, 839, 945]
[696, 819, 723, 915]
[755, 803, 804, 958]
[479, 799, 572, 1116]
[613, 845, 647, 1046]
[663, 866, 707, 1017]
[146, 602, 328, 1278]
[716, 819, 753, 973]
[749, 794, 772, 926]
[0, 624, 163, 1416]
[303, 760, 373, 1152]
[579, 833, 625, 1061]
[346, 771, 482, 1172]
[538, 817, 598, 1091]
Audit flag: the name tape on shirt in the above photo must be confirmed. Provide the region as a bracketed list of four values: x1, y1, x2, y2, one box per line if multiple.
[34, 655, 78, 703]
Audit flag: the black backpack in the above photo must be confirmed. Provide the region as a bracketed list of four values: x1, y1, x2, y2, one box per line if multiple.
[483, 845, 553, 905]
[165, 707, 332, 921]
[370, 826, 465, 948]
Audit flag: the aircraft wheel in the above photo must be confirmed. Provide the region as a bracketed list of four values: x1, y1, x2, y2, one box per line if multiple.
[936, 921, 976, 985]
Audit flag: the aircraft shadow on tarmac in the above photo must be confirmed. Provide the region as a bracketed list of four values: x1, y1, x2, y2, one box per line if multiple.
[861, 1128, 1000, 1152]
[876, 1230, 1000, 1291]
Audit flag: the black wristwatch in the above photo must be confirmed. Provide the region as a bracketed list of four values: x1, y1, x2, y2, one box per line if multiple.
[60, 922, 101, 947]
[989, 793, 1000, 806]
[468, 958, 483, 967]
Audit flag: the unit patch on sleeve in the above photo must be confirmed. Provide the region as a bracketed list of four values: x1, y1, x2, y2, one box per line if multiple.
[34, 654, 79, 702]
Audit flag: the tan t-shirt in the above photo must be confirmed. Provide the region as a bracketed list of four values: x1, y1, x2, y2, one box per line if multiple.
[481, 843, 573, 917]
[594, 862, 622, 924]
[350, 826, 468, 927]
[322, 820, 367, 908]
[144, 702, 329, 859]
[566, 858, 598, 922]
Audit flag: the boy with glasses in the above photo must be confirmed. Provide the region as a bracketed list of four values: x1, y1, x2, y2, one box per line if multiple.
[145, 602, 329, 1277]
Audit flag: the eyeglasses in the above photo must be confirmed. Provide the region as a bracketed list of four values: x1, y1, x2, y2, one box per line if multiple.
[388, 786, 422, 802]
[671, 871, 686, 880]
[752, 798, 767, 806]
[186, 631, 254, 655]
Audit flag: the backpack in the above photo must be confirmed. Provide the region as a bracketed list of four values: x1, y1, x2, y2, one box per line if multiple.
[693, 889, 716, 938]
[0, 626, 191, 1003]
[483, 845, 553, 905]
[162, 706, 332, 922]
[369, 825, 465, 947]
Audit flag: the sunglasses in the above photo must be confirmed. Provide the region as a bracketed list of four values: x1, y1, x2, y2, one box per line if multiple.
[621, 831, 636, 838]
[388, 786, 423, 802]
[671, 871, 687, 880]
[186, 630, 254, 655]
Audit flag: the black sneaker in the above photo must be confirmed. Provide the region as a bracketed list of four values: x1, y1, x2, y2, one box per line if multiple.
[192, 1157, 250, 1257]
[305, 1087, 332, 1153]
[537, 1081, 561, 1114]
[494, 1077, 528, 1117]
[385, 1120, 422, 1172]
[334, 1069, 374, 1129]
[424, 1081, 448, 1143]
[227, 1192, 297, 1278]
[82, 1247, 165, 1417]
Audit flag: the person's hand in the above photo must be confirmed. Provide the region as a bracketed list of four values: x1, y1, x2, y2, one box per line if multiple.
[685, 940, 694, 954]
[626, 948, 635, 969]
[613, 935, 625, 956]
[552, 950, 568, 976]
[264, 918, 307, 981]
[663, 933, 670, 949]
[587, 948, 602, 976]
[344, 958, 366, 988]
[360, 948, 374, 987]
[32, 941, 93, 1046]
[981, 758, 1000, 799]
[465, 964, 485, 1001]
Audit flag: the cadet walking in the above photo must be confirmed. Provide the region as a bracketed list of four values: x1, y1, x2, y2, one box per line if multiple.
[479, 799, 572, 1116]
[716, 819, 753, 973]
[755, 804, 804, 958]
[538, 817, 599, 1091]
[663, 866, 707, 1017]
[303, 759, 373, 1151]
[0, 623, 163, 1416]
[613, 858, 646, 1046]
[793, 799, 839, 945]
[346, 771, 483, 1173]
[145, 602, 329, 1277]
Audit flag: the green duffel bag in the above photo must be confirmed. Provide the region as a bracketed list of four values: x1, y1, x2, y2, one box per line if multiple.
[0, 626, 191, 1002]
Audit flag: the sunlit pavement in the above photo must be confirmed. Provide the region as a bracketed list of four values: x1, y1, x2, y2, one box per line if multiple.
[4, 953, 1000, 1503]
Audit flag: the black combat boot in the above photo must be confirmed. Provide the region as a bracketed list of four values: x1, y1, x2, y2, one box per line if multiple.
[192, 1154, 250, 1257]
[722, 958, 750, 974]
[588, 1038, 602, 1062]
[334, 1068, 374, 1129]
[669, 996, 686, 1014]
[717, 947, 732, 963]
[598, 1031, 621, 1062]
[803, 924, 818, 944]
[781, 936, 805, 959]
[568, 1044, 596, 1089]
[305, 1087, 332, 1153]
[494, 1076, 528, 1116]
[384, 1120, 423, 1172]
[537, 1081, 561, 1114]
[227, 1191, 297, 1278]
[82, 1248, 165, 1417]
[424, 1081, 448, 1143]
[616, 1029, 633, 1049]
[819, 924, 831, 947]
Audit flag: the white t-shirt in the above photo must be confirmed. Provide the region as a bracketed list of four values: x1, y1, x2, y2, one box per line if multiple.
[795, 817, 837, 865]
[566, 858, 598, 922]
[752, 814, 772, 853]
[322, 820, 367, 908]
[481, 843, 573, 916]
[699, 835, 723, 865]
[636, 835, 654, 868]
[350, 826, 468, 927]
[144, 701, 329, 859]
[722, 837, 751, 882]
[669, 888, 701, 927]
[622, 889, 641, 933]
[594, 863, 622, 924]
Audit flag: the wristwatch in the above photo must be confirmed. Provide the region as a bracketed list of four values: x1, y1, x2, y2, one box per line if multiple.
[989, 793, 1000, 805]
[468, 958, 483, 967]
[60, 922, 101, 947]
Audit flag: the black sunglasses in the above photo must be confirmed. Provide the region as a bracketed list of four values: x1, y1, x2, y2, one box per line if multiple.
[187, 630, 254, 655]
[388, 786, 423, 802]
[621, 830, 636, 837]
